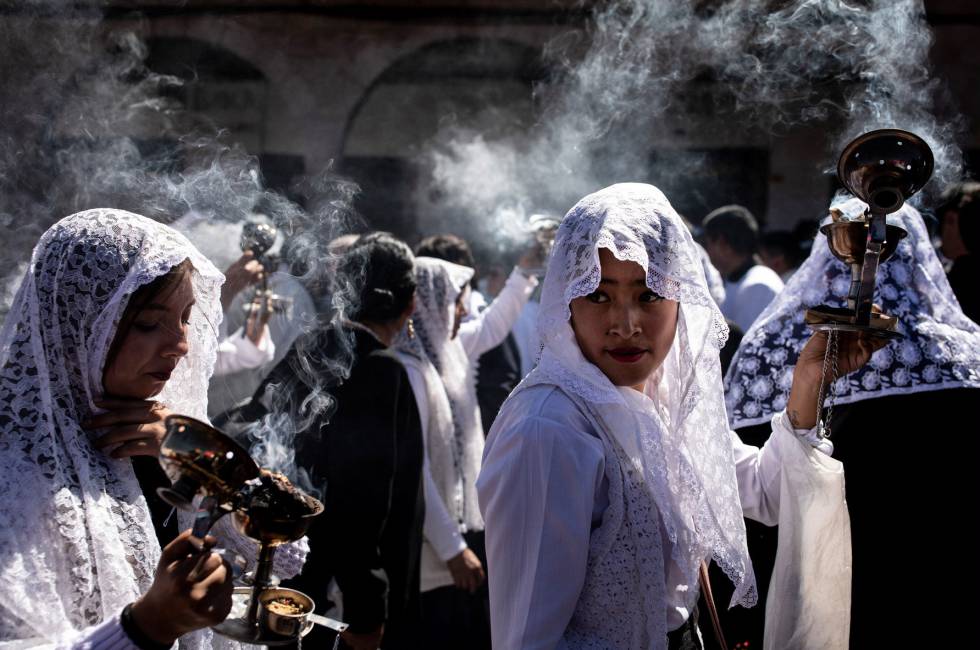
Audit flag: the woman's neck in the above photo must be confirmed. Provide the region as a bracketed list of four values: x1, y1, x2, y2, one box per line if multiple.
[351, 319, 399, 347]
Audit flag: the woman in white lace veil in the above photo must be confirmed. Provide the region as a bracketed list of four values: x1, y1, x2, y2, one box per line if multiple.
[393, 257, 489, 639]
[477, 183, 882, 649]
[725, 198, 980, 430]
[0, 209, 303, 649]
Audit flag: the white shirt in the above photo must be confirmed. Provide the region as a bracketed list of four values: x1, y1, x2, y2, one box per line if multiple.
[459, 267, 537, 359]
[208, 270, 315, 414]
[398, 358, 470, 591]
[477, 384, 821, 649]
[721, 264, 784, 332]
[211, 325, 275, 378]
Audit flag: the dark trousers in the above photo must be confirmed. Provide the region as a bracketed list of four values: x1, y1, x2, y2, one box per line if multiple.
[419, 531, 491, 650]
[668, 607, 703, 650]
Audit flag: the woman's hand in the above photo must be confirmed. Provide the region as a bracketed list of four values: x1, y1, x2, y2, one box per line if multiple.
[244, 293, 274, 346]
[786, 330, 888, 429]
[447, 547, 485, 594]
[221, 251, 265, 311]
[86, 399, 172, 458]
[129, 531, 235, 645]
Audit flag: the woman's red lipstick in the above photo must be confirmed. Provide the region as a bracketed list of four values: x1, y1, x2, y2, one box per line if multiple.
[607, 347, 647, 363]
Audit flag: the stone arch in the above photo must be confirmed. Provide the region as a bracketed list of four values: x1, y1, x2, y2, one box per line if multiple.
[145, 36, 270, 152]
[339, 37, 545, 239]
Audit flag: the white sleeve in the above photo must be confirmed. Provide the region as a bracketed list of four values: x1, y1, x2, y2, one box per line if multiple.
[401, 362, 467, 562]
[208, 514, 309, 580]
[477, 415, 604, 650]
[423, 458, 467, 562]
[731, 409, 829, 527]
[61, 610, 152, 650]
[459, 268, 537, 360]
[211, 326, 276, 377]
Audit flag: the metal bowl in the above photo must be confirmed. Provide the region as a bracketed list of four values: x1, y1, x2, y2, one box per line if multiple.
[233, 494, 324, 545]
[259, 588, 315, 638]
[820, 221, 908, 266]
[157, 415, 260, 510]
[837, 128, 934, 213]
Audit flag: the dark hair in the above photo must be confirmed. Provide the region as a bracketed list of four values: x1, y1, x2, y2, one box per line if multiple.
[940, 181, 980, 254]
[702, 205, 759, 256]
[105, 258, 195, 368]
[760, 230, 806, 267]
[339, 232, 416, 323]
[415, 234, 476, 268]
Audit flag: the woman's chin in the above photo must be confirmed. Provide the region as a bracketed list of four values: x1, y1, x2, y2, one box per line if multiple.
[105, 379, 164, 401]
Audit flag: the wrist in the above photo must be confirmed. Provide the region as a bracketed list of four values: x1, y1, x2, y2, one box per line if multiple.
[127, 599, 179, 648]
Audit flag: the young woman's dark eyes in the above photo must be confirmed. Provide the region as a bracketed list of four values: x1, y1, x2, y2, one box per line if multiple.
[586, 291, 610, 304]
[133, 315, 191, 333]
[640, 291, 665, 303]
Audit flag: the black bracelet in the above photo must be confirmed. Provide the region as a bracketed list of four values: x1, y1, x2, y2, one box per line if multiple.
[120, 603, 175, 650]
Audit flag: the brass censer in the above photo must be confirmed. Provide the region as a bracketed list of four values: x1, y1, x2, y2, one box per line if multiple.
[805, 128, 934, 338]
[158, 415, 346, 645]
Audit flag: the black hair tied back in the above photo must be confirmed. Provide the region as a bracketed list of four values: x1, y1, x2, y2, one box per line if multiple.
[339, 232, 416, 323]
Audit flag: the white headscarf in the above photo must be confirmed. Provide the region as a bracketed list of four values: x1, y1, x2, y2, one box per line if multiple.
[695, 240, 726, 306]
[521, 183, 756, 609]
[0, 209, 223, 645]
[396, 256, 484, 532]
[725, 198, 980, 430]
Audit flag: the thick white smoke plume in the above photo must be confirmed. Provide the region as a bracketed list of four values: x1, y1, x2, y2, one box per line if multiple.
[0, 2, 361, 487]
[419, 0, 964, 246]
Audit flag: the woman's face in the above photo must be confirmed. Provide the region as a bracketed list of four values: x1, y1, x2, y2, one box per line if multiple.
[103, 273, 195, 399]
[451, 285, 470, 340]
[570, 248, 678, 391]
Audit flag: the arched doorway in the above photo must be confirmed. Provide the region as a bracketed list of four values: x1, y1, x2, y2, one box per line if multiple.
[340, 37, 545, 240]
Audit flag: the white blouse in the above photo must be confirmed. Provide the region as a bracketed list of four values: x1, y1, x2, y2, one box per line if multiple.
[477, 384, 820, 649]
[459, 267, 537, 359]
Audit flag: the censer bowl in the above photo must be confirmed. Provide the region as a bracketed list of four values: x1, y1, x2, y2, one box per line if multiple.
[158, 415, 260, 509]
[233, 495, 324, 546]
[820, 221, 908, 266]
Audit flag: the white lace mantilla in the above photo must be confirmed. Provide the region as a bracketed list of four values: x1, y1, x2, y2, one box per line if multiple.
[516, 183, 757, 636]
[0, 209, 230, 648]
[396, 257, 484, 532]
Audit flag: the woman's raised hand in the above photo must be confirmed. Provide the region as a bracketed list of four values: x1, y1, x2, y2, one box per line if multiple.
[786, 330, 888, 429]
[86, 398, 173, 458]
[129, 531, 235, 645]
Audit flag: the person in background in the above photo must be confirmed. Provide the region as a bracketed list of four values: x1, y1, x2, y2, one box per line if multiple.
[253, 233, 425, 650]
[209, 237, 319, 418]
[701, 204, 784, 332]
[937, 181, 980, 323]
[724, 197, 980, 649]
[208, 249, 276, 377]
[758, 230, 802, 282]
[415, 234, 536, 434]
[394, 257, 492, 649]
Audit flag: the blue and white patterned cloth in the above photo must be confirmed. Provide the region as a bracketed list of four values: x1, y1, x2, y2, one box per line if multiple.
[725, 197, 980, 430]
